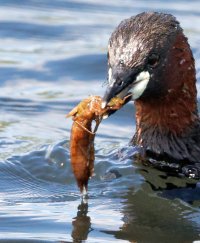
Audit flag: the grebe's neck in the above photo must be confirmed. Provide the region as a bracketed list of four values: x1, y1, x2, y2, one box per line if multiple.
[132, 90, 200, 163]
[135, 88, 198, 138]
[131, 31, 200, 163]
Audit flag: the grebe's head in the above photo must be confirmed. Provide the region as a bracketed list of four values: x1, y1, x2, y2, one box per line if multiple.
[102, 12, 196, 106]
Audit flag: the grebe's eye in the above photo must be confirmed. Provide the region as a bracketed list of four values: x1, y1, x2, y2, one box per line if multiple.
[119, 59, 124, 66]
[147, 54, 159, 67]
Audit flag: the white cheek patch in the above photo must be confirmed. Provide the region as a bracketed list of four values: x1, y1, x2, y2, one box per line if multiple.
[108, 68, 114, 86]
[131, 71, 150, 100]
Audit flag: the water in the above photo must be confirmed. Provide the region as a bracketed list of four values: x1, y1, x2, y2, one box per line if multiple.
[1, 0, 200, 242]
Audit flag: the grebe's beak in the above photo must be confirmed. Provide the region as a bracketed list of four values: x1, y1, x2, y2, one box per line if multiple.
[102, 67, 150, 108]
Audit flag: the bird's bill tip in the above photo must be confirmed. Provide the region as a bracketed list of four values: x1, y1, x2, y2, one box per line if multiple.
[101, 101, 107, 109]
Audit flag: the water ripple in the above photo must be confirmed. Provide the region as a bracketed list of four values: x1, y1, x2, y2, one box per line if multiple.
[1, 0, 200, 242]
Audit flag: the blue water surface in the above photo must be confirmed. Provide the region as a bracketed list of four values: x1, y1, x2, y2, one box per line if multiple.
[0, 1, 200, 242]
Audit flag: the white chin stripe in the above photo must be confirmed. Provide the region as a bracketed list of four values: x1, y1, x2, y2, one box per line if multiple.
[131, 71, 150, 100]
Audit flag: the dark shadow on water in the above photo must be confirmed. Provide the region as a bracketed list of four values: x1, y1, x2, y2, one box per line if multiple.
[0, 54, 106, 83]
[148, 179, 200, 204]
[45, 54, 107, 81]
[100, 168, 200, 243]
[103, 188, 200, 243]
[138, 167, 200, 204]
[71, 202, 92, 242]
[65, 157, 200, 243]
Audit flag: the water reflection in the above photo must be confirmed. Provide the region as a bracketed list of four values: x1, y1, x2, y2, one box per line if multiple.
[1, 0, 200, 242]
[102, 176, 200, 243]
[143, 168, 200, 204]
[71, 202, 92, 242]
[117, 189, 200, 243]
[67, 168, 200, 243]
